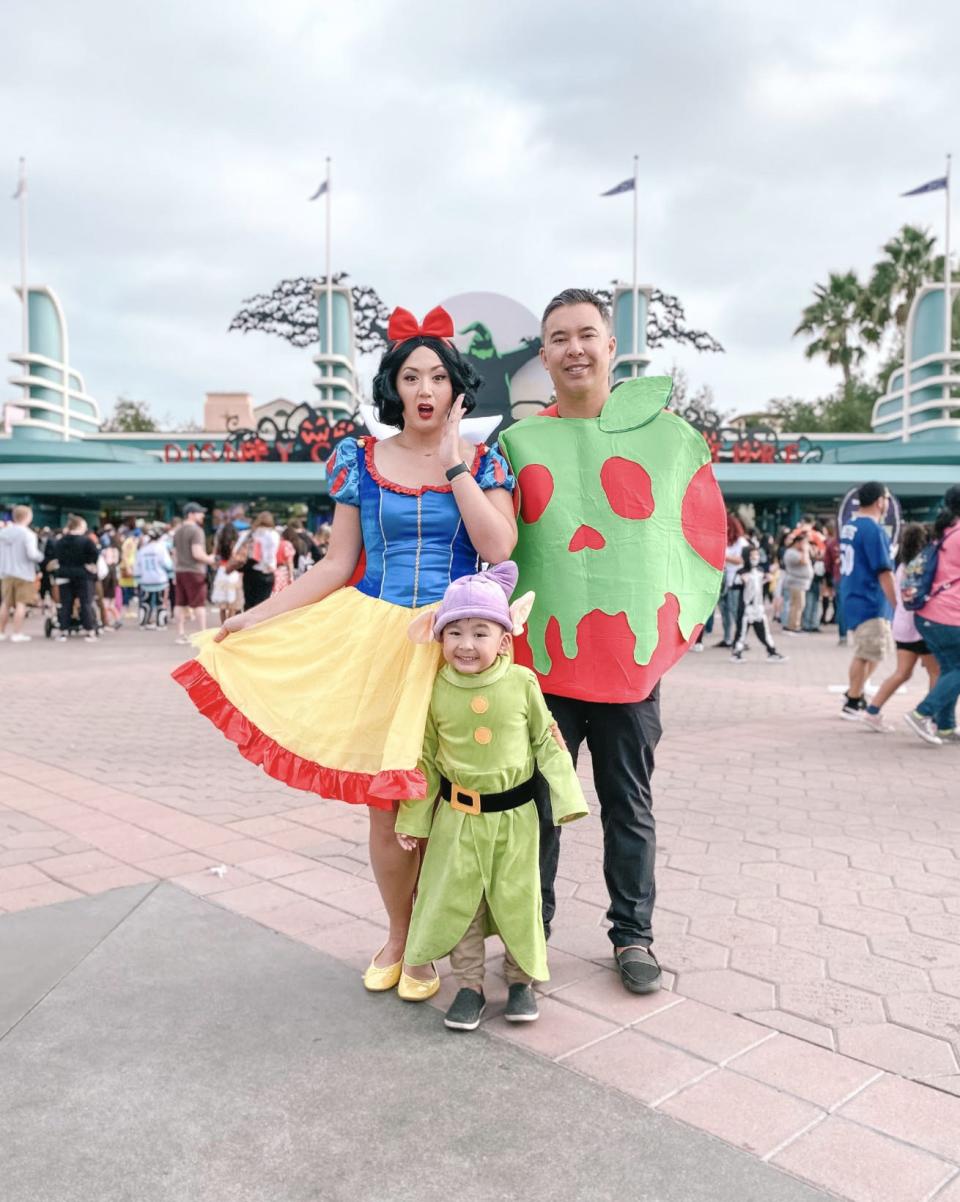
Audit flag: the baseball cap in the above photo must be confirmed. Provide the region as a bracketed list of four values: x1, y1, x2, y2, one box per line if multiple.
[183, 502, 207, 517]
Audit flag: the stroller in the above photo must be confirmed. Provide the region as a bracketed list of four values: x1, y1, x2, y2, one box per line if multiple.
[44, 578, 104, 639]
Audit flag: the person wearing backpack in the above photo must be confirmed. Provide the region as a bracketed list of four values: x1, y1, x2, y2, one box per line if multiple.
[903, 485, 960, 746]
[838, 481, 896, 720]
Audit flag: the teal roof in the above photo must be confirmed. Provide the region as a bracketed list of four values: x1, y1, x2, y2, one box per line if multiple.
[713, 463, 957, 498]
[0, 460, 328, 498]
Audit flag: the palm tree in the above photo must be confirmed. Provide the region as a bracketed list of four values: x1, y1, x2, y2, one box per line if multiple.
[867, 224, 938, 335]
[794, 271, 875, 393]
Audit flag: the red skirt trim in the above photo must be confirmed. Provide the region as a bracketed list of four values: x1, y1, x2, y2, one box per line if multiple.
[170, 659, 426, 810]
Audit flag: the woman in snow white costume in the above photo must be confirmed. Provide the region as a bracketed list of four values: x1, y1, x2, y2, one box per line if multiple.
[171, 305, 517, 989]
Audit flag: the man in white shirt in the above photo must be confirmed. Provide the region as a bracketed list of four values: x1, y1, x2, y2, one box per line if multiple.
[0, 506, 43, 643]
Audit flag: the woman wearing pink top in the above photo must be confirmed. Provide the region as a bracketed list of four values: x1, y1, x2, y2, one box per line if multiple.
[904, 486, 960, 745]
[862, 523, 938, 732]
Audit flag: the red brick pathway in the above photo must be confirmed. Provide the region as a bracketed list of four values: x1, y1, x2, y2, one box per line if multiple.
[2, 623, 959, 1201]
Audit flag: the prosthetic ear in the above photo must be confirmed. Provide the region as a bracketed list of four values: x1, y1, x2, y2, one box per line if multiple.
[407, 610, 437, 644]
[509, 591, 536, 636]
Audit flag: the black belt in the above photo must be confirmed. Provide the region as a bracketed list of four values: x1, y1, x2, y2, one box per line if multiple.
[440, 775, 535, 816]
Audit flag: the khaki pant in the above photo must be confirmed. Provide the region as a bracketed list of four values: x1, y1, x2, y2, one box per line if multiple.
[852, 617, 893, 663]
[1, 575, 35, 609]
[449, 897, 531, 988]
[786, 585, 806, 631]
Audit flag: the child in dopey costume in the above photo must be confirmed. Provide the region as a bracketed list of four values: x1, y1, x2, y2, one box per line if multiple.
[394, 562, 589, 1030]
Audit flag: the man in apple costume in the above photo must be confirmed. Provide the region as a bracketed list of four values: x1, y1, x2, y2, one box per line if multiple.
[498, 288, 725, 994]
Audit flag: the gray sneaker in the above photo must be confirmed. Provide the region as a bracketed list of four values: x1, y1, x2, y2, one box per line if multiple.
[504, 983, 539, 1023]
[444, 988, 486, 1031]
[903, 710, 943, 746]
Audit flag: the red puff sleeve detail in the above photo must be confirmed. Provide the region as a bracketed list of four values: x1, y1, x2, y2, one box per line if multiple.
[326, 438, 360, 506]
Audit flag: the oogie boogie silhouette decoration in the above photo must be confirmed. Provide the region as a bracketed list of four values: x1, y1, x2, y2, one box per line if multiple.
[498, 376, 726, 704]
[163, 405, 367, 464]
[222, 404, 365, 462]
[675, 404, 824, 465]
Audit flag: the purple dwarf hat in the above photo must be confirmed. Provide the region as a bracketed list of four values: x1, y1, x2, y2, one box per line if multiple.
[432, 561, 519, 637]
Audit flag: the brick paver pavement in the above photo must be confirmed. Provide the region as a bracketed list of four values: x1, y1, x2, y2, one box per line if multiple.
[2, 622, 959, 1201]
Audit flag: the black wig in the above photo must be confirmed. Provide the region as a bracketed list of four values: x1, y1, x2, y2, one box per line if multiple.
[371, 337, 482, 430]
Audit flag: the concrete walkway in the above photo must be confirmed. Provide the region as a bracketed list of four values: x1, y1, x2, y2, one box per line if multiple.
[2, 622, 960, 1199]
[1, 883, 834, 1202]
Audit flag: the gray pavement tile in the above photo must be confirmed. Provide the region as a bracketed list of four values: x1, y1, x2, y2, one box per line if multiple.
[0, 883, 154, 1037]
[0, 884, 833, 1202]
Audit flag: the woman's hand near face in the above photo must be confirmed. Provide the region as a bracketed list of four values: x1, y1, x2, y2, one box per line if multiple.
[439, 394, 468, 471]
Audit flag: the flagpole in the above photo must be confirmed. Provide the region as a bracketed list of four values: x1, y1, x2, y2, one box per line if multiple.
[325, 156, 333, 404]
[632, 153, 639, 374]
[17, 157, 29, 399]
[945, 153, 952, 376]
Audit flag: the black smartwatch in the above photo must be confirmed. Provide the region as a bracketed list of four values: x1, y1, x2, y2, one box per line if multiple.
[445, 462, 470, 482]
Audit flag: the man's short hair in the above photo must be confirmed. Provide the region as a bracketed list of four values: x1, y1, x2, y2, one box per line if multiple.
[12, 504, 32, 523]
[541, 288, 612, 336]
[65, 514, 86, 532]
[857, 481, 887, 507]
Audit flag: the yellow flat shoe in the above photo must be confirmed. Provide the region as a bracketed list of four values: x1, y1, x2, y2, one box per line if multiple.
[397, 966, 440, 1002]
[362, 947, 403, 992]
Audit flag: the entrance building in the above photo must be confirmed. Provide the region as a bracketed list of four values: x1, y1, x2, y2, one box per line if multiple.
[3, 282, 958, 530]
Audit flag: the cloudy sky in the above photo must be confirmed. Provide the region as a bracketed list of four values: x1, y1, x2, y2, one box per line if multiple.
[3, 0, 958, 425]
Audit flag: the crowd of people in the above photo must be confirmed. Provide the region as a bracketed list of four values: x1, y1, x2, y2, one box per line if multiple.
[694, 512, 836, 661]
[838, 481, 960, 747]
[0, 503, 332, 645]
[690, 483, 960, 747]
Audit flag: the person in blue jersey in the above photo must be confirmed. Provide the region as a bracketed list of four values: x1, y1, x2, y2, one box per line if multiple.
[173, 305, 517, 994]
[838, 481, 896, 720]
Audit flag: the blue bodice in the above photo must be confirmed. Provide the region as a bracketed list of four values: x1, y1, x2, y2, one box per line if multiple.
[326, 437, 514, 608]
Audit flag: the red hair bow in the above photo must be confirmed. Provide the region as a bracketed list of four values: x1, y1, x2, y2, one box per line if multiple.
[386, 305, 455, 344]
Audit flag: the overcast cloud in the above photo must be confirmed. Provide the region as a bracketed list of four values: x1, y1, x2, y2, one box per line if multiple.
[3, 0, 958, 424]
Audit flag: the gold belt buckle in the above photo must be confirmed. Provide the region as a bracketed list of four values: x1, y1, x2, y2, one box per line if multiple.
[449, 783, 482, 815]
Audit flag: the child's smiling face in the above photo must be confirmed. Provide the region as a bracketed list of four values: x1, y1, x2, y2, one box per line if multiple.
[441, 618, 510, 674]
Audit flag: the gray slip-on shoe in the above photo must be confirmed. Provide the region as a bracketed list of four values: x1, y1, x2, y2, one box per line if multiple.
[615, 946, 662, 994]
[444, 988, 486, 1031]
[504, 983, 539, 1023]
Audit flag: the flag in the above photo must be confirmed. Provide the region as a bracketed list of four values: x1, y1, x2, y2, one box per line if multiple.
[601, 177, 634, 197]
[902, 176, 948, 197]
[308, 180, 328, 201]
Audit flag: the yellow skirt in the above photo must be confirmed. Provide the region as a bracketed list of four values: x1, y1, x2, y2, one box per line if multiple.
[171, 587, 442, 810]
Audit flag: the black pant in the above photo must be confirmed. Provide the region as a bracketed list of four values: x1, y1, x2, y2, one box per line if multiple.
[535, 687, 662, 949]
[59, 576, 96, 632]
[242, 566, 274, 610]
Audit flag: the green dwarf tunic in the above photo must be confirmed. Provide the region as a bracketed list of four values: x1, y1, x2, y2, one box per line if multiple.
[396, 655, 588, 981]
